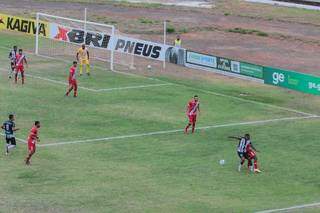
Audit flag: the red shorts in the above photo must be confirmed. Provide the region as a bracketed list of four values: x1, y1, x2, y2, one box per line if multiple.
[188, 114, 197, 123]
[247, 150, 256, 159]
[69, 80, 77, 86]
[28, 140, 36, 152]
[16, 66, 24, 72]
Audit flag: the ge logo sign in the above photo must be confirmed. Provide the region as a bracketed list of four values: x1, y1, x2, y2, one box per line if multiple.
[272, 72, 285, 84]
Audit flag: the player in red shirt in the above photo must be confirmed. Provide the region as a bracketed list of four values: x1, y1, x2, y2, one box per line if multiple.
[184, 95, 200, 134]
[15, 49, 28, 84]
[65, 61, 78, 97]
[25, 121, 41, 165]
[245, 135, 261, 173]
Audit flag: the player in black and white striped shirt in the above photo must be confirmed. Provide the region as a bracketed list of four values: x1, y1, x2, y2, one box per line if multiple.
[229, 134, 251, 172]
[8, 46, 17, 79]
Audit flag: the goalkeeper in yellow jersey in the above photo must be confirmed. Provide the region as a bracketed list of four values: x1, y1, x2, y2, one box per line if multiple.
[76, 44, 90, 76]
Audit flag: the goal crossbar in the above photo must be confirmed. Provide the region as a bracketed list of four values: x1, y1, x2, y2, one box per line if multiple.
[35, 12, 115, 71]
[37, 12, 115, 28]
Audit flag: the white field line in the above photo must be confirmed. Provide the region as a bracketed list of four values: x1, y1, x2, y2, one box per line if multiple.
[39, 53, 163, 82]
[0, 46, 316, 116]
[36, 53, 317, 117]
[0, 133, 27, 144]
[0, 68, 172, 92]
[26, 73, 171, 92]
[256, 202, 320, 213]
[190, 87, 316, 117]
[38, 115, 319, 148]
[96, 83, 172, 91]
[25, 73, 97, 92]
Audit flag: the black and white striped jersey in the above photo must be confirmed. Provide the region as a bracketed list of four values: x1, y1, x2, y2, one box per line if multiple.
[9, 50, 17, 62]
[237, 138, 250, 153]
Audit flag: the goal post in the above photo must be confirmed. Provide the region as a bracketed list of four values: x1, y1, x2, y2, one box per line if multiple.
[35, 12, 137, 72]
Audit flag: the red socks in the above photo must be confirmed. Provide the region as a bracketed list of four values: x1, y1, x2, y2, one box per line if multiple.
[14, 74, 24, 84]
[185, 123, 196, 134]
[254, 160, 258, 170]
[185, 124, 191, 133]
[191, 124, 195, 133]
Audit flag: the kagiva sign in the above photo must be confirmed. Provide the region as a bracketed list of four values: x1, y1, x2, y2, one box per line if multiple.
[0, 13, 48, 37]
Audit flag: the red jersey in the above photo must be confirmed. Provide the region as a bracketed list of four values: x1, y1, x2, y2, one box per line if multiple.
[187, 100, 199, 116]
[28, 126, 39, 142]
[245, 141, 256, 159]
[15, 54, 26, 67]
[246, 142, 253, 152]
[69, 66, 76, 83]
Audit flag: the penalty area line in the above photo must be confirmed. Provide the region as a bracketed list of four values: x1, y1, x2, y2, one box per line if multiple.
[25, 74, 97, 92]
[0, 68, 172, 92]
[26, 74, 171, 92]
[34, 54, 316, 117]
[256, 202, 320, 213]
[38, 115, 319, 148]
[0, 46, 316, 117]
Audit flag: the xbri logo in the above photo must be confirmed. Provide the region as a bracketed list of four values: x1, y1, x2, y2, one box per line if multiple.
[68, 29, 111, 48]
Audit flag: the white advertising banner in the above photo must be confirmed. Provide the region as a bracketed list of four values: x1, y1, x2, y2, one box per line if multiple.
[49, 23, 112, 49]
[110, 36, 169, 61]
[49, 23, 177, 62]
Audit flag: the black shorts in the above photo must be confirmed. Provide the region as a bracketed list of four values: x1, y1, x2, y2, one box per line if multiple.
[237, 152, 245, 159]
[6, 137, 16, 145]
[244, 152, 250, 160]
[11, 61, 15, 69]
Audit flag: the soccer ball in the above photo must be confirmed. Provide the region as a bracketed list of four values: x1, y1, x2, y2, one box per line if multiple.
[219, 160, 225, 165]
[147, 65, 152, 70]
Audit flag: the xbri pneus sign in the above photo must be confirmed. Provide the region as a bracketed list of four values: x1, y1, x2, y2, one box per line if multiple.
[0, 13, 48, 37]
[112, 36, 166, 61]
[68, 30, 111, 48]
[50, 24, 168, 61]
[50, 24, 111, 49]
[165, 47, 186, 66]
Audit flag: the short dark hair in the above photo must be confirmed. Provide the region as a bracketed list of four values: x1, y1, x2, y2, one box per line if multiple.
[19, 49, 22, 52]
[9, 114, 14, 120]
[13, 46, 17, 48]
[194, 95, 198, 98]
[35, 121, 40, 125]
[73, 61, 77, 65]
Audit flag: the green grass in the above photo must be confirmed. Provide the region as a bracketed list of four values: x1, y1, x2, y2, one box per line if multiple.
[0, 32, 320, 212]
[138, 17, 158, 24]
[166, 25, 176, 33]
[227, 27, 269, 37]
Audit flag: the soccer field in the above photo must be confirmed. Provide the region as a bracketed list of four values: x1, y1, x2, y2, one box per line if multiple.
[0, 32, 320, 212]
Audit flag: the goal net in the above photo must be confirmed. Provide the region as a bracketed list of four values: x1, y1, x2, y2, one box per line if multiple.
[35, 13, 135, 72]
